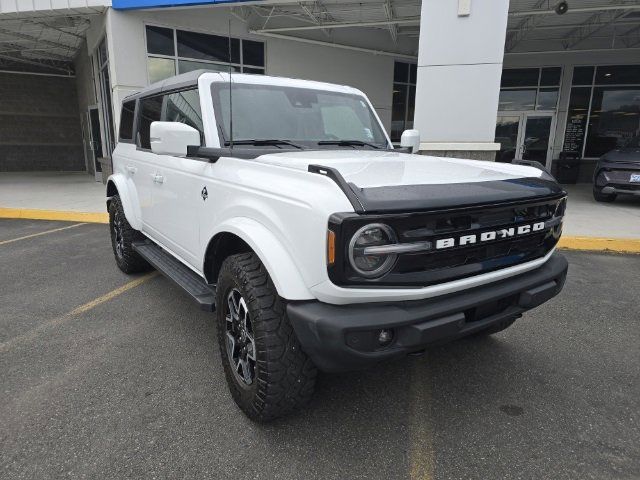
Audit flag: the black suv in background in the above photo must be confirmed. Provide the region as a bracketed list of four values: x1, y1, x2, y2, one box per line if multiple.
[593, 136, 640, 202]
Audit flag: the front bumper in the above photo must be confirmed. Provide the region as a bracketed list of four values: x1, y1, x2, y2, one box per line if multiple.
[287, 253, 568, 372]
[595, 165, 640, 195]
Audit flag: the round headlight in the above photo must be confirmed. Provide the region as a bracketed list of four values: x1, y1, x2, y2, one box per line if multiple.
[348, 223, 397, 278]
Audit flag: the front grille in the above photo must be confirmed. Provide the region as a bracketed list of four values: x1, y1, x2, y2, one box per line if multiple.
[328, 195, 565, 287]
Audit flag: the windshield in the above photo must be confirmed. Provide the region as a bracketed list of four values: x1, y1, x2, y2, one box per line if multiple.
[211, 83, 389, 149]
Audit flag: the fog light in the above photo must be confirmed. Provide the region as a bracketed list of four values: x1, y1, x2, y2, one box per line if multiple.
[378, 329, 394, 346]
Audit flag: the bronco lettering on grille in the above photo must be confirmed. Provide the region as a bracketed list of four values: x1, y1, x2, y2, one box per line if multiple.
[435, 221, 545, 250]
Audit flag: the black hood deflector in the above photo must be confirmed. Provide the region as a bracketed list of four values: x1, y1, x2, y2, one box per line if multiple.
[308, 164, 565, 213]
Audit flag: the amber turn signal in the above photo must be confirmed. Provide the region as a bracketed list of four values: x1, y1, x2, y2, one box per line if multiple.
[327, 230, 336, 265]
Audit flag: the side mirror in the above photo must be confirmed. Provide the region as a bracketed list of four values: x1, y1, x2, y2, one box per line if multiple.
[400, 129, 421, 154]
[150, 121, 200, 157]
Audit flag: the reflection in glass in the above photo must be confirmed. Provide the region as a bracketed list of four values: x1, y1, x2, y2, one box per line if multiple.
[147, 57, 175, 83]
[494, 116, 520, 162]
[146, 26, 175, 56]
[178, 60, 239, 74]
[537, 88, 559, 110]
[391, 83, 408, 141]
[585, 87, 640, 157]
[498, 89, 536, 111]
[522, 116, 552, 162]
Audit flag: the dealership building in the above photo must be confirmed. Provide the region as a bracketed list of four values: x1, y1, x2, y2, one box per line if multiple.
[0, 0, 638, 182]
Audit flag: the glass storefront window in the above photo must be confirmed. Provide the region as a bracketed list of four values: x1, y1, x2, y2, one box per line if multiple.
[594, 65, 640, 85]
[564, 65, 640, 157]
[145, 26, 265, 84]
[498, 89, 537, 111]
[585, 87, 640, 157]
[391, 61, 417, 142]
[498, 67, 561, 113]
[536, 88, 559, 110]
[147, 57, 176, 84]
[178, 60, 239, 74]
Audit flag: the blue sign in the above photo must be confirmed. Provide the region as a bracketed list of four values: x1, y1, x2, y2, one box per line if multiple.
[113, 0, 256, 10]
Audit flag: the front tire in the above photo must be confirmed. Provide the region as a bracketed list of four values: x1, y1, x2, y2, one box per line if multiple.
[216, 253, 317, 422]
[108, 195, 151, 274]
[593, 188, 616, 203]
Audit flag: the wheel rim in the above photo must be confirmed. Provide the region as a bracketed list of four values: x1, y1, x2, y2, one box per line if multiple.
[112, 210, 124, 259]
[225, 288, 256, 386]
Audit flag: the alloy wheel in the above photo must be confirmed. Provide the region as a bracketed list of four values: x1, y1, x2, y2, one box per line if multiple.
[225, 288, 256, 386]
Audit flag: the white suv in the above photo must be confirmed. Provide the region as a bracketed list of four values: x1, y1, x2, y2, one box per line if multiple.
[107, 71, 568, 421]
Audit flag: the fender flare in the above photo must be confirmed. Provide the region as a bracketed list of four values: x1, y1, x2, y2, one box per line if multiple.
[106, 174, 142, 230]
[207, 217, 314, 301]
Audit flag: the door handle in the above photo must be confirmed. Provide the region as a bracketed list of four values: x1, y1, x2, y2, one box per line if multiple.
[126, 165, 137, 175]
[153, 174, 164, 184]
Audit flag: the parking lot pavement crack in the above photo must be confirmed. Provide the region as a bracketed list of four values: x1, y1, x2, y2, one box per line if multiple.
[0, 271, 159, 354]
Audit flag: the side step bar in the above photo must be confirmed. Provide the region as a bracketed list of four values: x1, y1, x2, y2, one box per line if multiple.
[133, 241, 216, 312]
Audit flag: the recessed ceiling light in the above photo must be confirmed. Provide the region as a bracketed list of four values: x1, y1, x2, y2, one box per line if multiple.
[604, 73, 612, 77]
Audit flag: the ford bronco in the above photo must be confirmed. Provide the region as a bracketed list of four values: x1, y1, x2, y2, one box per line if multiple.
[107, 71, 568, 421]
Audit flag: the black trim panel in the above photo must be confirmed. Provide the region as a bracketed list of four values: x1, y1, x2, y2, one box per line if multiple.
[351, 177, 565, 213]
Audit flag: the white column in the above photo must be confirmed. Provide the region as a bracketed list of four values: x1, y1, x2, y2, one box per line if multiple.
[413, 0, 509, 159]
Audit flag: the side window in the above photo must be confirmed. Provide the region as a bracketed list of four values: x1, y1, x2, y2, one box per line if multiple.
[137, 95, 163, 149]
[162, 89, 204, 144]
[119, 100, 136, 141]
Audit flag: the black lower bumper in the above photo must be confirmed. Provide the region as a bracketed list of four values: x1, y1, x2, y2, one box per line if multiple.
[287, 253, 568, 372]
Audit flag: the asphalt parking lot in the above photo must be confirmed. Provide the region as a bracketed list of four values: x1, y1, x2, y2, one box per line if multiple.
[1, 218, 639, 480]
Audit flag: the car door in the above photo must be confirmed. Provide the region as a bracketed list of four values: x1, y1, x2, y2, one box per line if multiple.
[148, 88, 206, 269]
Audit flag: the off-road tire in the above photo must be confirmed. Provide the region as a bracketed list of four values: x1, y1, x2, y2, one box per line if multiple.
[474, 317, 517, 337]
[108, 195, 151, 274]
[593, 188, 617, 203]
[216, 252, 317, 422]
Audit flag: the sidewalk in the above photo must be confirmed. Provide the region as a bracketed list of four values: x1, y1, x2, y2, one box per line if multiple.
[1, 173, 639, 252]
[0, 172, 107, 223]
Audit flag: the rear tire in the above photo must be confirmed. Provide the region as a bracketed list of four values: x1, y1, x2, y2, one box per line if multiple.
[593, 188, 617, 203]
[108, 195, 151, 274]
[216, 252, 317, 422]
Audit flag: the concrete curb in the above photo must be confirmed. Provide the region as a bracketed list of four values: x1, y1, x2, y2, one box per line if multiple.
[1, 207, 639, 254]
[557, 236, 640, 254]
[0, 207, 108, 224]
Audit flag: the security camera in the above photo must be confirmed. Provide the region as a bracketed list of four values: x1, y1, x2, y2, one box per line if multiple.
[555, 1, 569, 15]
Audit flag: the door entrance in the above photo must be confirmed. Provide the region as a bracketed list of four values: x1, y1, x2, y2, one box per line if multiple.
[495, 112, 556, 167]
[87, 106, 103, 182]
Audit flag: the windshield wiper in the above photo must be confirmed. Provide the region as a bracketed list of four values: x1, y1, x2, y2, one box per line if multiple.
[317, 140, 382, 149]
[224, 139, 305, 150]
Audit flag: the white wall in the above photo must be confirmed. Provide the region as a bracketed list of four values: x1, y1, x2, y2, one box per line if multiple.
[102, 7, 395, 132]
[414, 0, 509, 152]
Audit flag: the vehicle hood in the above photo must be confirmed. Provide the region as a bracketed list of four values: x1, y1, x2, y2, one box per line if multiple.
[253, 150, 564, 212]
[600, 148, 640, 164]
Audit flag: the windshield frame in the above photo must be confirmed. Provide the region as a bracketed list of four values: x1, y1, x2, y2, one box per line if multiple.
[209, 81, 391, 151]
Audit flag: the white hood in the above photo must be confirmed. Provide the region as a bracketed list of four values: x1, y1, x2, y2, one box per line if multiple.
[252, 150, 545, 188]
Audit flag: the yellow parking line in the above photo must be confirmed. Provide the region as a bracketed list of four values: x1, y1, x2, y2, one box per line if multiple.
[558, 236, 640, 254]
[0, 271, 159, 354]
[0, 223, 87, 246]
[0, 207, 108, 224]
[408, 357, 435, 480]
